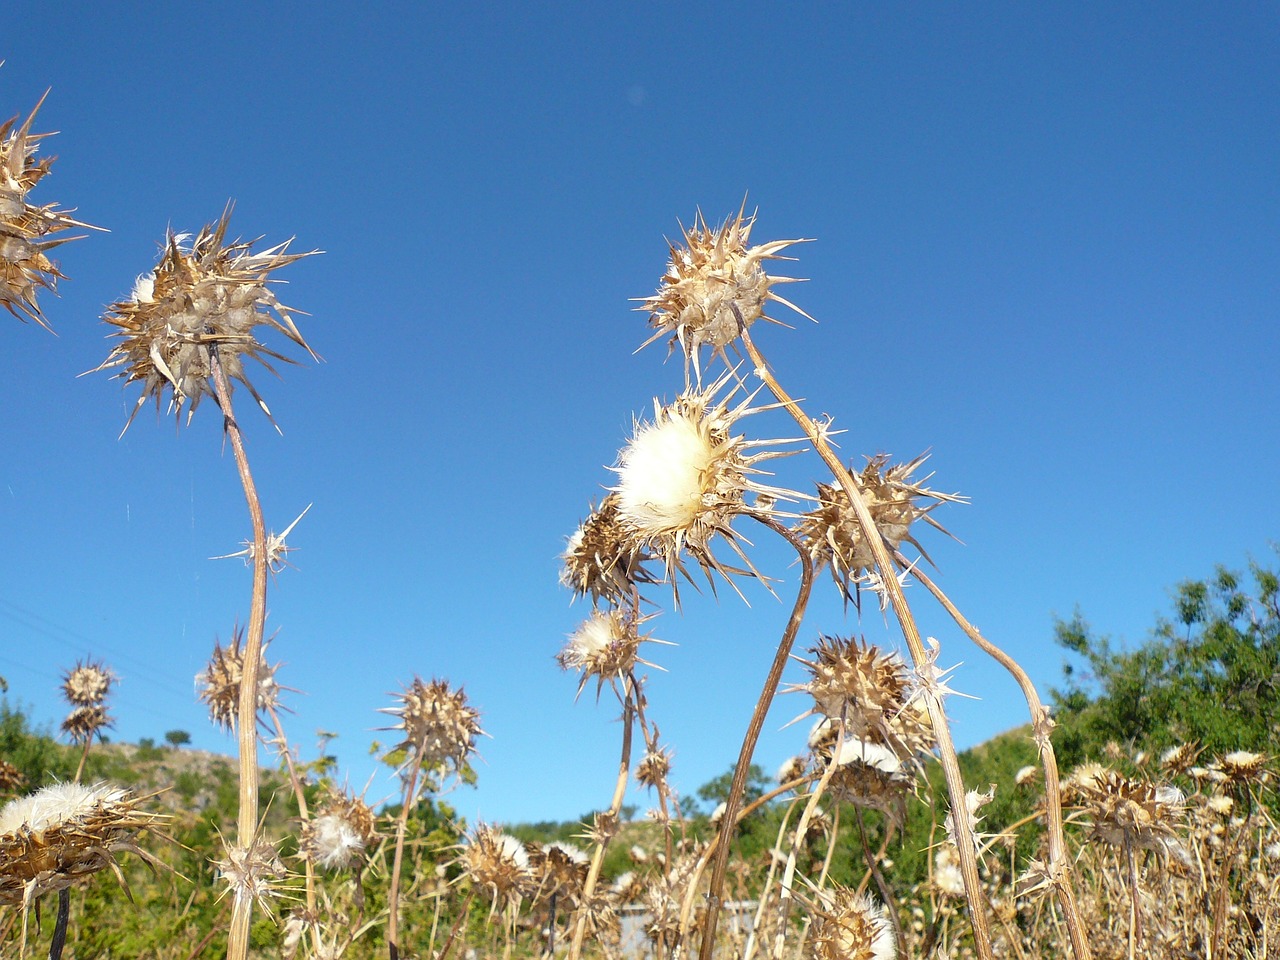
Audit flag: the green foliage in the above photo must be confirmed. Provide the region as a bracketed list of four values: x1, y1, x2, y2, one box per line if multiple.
[1052, 552, 1280, 764]
[164, 729, 191, 748]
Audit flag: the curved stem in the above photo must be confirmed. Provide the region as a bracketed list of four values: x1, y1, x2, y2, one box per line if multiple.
[568, 680, 636, 960]
[738, 326, 995, 958]
[387, 747, 427, 960]
[697, 513, 813, 960]
[909, 562, 1092, 960]
[209, 348, 269, 960]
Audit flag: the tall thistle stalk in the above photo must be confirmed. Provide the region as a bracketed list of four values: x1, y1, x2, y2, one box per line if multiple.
[91, 205, 318, 960]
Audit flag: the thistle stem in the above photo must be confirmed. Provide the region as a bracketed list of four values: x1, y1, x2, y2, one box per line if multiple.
[697, 514, 813, 960]
[738, 326, 995, 959]
[209, 348, 269, 960]
[909, 562, 1092, 960]
[568, 682, 636, 960]
[387, 744, 427, 960]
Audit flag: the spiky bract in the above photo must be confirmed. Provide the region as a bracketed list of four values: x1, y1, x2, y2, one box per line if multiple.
[60, 704, 112, 744]
[0, 92, 94, 329]
[380, 677, 483, 775]
[93, 204, 318, 432]
[798, 453, 964, 604]
[558, 608, 658, 697]
[299, 788, 378, 871]
[0, 782, 162, 909]
[1075, 770, 1186, 857]
[638, 207, 811, 379]
[807, 887, 896, 960]
[458, 824, 533, 913]
[61, 658, 115, 707]
[560, 494, 652, 606]
[196, 630, 282, 732]
[613, 371, 797, 595]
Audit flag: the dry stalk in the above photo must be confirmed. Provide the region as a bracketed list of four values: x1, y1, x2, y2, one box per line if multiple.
[209, 347, 270, 960]
[567, 681, 636, 960]
[386, 744, 427, 960]
[696, 514, 814, 960]
[738, 323, 996, 959]
[910, 563, 1092, 960]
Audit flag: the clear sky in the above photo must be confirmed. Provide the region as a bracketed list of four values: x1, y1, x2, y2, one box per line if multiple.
[2, 4, 1277, 826]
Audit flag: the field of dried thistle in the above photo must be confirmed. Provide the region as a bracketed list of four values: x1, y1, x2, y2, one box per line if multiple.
[3, 82, 1279, 960]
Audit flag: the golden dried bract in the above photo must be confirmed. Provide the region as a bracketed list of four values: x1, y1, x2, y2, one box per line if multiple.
[0, 782, 163, 910]
[0, 759, 26, 794]
[196, 630, 282, 732]
[60, 703, 112, 744]
[458, 824, 533, 912]
[299, 787, 379, 871]
[528, 840, 588, 904]
[806, 887, 896, 960]
[93, 203, 319, 432]
[636, 747, 672, 790]
[613, 370, 799, 597]
[798, 453, 964, 605]
[380, 677, 483, 775]
[638, 206, 812, 380]
[558, 608, 662, 698]
[0, 91, 96, 329]
[1074, 769, 1186, 858]
[61, 658, 116, 707]
[560, 494, 651, 606]
[215, 837, 288, 912]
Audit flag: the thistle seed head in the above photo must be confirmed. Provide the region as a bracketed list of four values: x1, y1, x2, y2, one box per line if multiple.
[195, 630, 281, 732]
[798, 453, 964, 604]
[1075, 769, 1186, 857]
[0, 760, 25, 794]
[558, 608, 659, 698]
[60, 704, 112, 744]
[0, 782, 162, 909]
[560, 494, 651, 606]
[92, 204, 318, 433]
[379, 677, 483, 775]
[613, 370, 799, 596]
[458, 824, 532, 910]
[529, 840, 588, 903]
[0, 91, 96, 329]
[825, 738, 912, 825]
[61, 658, 116, 707]
[636, 747, 672, 790]
[215, 838, 288, 912]
[299, 788, 379, 871]
[1212, 750, 1270, 786]
[638, 207, 811, 380]
[807, 887, 896, 960]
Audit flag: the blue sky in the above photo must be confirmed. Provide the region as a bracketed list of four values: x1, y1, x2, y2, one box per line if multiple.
[2, 4, 1277, 826]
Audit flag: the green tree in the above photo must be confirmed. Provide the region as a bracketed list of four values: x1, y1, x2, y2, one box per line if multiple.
[1052, 552, 1280, 765]
[696, 762, 770, 812]
[164, 729, 191, 748]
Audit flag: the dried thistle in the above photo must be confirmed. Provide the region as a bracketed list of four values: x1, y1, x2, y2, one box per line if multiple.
[1212, 750, 1270, 787]
[797, 452, 964, 604]
[379, 677, 483, 775]
[637, 206, 812, 379]
[560, 494, 652, 606]
[557, 608, 664, 698]
[807, 886, 896, 960]
[825, 737, 912, 826]
[457, 824, 533, 913]
[61, 658, 115, 707]
[215, 837, 289, 913]
[0, 91, 96, 329]
[195, 629, 282, 732]
[92, 203, 319, 432]
[299, 787, 378, 871]
[613, 369, 799, 596]
[0, 782, 163, 909]
[529, 840, 589, 904]
[1075, 770, 1186, 858]
[636, 747, 672, 790]
[60, 704, 112, 744]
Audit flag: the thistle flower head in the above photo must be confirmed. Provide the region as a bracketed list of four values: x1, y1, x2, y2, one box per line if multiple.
[1075, 770, 1186, 857]
[299, 788, 378, 871]
[797, 453, 964, 605]
[529, 840, 588, 903]
[60, 704, 112, 744]
[61, 658, 115, 707]
[557, 608, 661, 698]
[215, 838, 288, 912]
[613, 370, 798, 596]
[0, 91, 96, 329]
[638, 206, 812, 380]
[0, 782, 162, 909]
[379, 677, 483, 775]
[457, 824, 533, 910]
[93, 204, 318, 433]
[807, 887, 896, 960]
[0, 760, 25, 794]
[825, 737, 912, 825]
[636, 746, 672, 790]
[560, 494, 652, 606]
[1159, 741, 1201, 776]
[195, 630, 282, 732]
[1212, 750, 1270, 786]
[796, 635, 908, 730]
